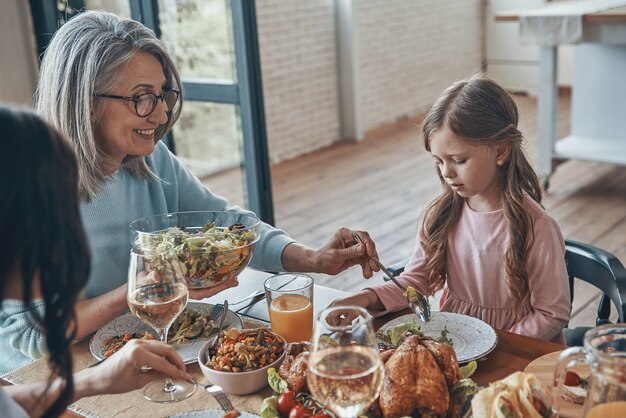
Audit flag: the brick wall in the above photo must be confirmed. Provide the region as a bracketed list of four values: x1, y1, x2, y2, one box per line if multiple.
[357, 0, 484, 133]
[256, 0, 342, 163]
[254, 0, 484, 163]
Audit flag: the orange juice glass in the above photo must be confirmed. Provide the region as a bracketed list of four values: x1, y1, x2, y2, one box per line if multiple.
[264, 273, 314, 342]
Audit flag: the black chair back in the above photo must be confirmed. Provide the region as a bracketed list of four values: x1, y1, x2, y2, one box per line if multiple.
[565, 239, 626, 325]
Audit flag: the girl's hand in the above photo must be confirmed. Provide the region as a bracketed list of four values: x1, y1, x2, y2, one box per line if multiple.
[76, 339, 192, 396]
[326, 290, 383, 325]
[188, 278, 239, 300]
[314, 228, 380, 278]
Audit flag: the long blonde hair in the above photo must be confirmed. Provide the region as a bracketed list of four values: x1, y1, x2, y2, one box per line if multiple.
[36, 10, 183, 201]
[421, 76, 543, 309]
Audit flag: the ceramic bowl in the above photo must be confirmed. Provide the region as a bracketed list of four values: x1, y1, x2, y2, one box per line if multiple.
[197, 329, 286, 395]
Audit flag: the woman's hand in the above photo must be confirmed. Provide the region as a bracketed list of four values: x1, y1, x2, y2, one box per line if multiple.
[188, 278, 239, 300]
[318, 228, 379, 277]
[75, 339, 192, 396]
[326, 290, 384, 325]
[282, 228, 380, 278]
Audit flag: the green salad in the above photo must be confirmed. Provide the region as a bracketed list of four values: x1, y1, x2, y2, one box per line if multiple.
[376, 320, 453, 347]
[137, 222, 258, 288]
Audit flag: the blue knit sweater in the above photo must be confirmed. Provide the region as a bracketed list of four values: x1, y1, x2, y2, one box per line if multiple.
[0, 142, 294, 373]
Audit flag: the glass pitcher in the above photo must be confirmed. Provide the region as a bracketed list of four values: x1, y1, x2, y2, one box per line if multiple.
[553, 324, 626, 417]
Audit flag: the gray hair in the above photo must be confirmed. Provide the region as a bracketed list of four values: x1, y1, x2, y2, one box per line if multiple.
[35, 10, 183, 201]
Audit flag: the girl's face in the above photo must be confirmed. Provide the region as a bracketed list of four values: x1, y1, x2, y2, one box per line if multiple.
[429, 126, 506, 212]
[92, 52, 169, 172]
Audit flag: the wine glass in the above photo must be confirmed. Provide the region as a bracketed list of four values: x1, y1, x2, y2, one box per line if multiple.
[127, 247, 197, 402]
[307, 306, 384, 418]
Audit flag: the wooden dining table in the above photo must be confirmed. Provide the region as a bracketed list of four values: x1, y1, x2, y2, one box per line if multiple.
[1, 269, 565, 417]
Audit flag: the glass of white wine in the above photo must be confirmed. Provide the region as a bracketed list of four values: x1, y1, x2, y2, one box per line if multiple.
[127, 247, 197, 402]
[307, 306, 384, 418]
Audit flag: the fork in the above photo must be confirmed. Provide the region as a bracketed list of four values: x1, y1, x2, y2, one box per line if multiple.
[204, 383, 234, 411]
[209, 303, 225, 321]
[353, 234, 431, 322]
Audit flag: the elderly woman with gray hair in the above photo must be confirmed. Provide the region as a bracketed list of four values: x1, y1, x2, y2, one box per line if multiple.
[0, 10, 379, 373]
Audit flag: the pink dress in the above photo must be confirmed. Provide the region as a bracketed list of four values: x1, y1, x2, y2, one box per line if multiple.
[368, 196, 570, 342]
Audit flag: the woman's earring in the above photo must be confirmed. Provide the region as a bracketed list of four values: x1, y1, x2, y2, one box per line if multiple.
[497, 160, 503, 166]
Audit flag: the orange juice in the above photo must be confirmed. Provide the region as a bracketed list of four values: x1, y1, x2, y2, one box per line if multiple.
[586, 402, 626, 418]
[269, 294, 313, 342]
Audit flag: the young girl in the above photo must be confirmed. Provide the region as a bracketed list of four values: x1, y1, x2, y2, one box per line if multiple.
[332, 76, 570, 342]
[0, 107, 192, 417]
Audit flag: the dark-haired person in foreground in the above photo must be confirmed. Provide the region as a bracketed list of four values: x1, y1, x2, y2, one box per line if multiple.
[0, 106, 192, 417]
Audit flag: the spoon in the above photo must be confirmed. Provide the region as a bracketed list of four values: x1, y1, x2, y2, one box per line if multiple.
[353, 234, 431, 322]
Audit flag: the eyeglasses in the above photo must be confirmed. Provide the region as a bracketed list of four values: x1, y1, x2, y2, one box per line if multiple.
[95, 89, 180, 117]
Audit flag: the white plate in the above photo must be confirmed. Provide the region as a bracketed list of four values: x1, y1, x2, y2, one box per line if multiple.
[379, 311, 498, 363]
[168, 409, 260, 418]
[90, 302, 243, 364]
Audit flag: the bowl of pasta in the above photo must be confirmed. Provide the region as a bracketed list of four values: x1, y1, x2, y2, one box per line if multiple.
[129, 211, 260, 289]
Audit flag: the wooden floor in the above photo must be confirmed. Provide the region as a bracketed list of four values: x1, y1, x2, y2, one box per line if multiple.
[203, 92, 626, 329]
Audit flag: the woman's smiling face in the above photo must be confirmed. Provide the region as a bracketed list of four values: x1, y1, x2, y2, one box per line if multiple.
[92, 52, 169, 171]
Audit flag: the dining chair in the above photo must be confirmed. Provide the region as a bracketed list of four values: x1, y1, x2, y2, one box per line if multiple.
[385, 239, 626, 346]
[562, 239, 626, 346]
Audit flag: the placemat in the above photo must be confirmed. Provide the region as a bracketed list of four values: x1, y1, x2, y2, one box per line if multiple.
[1, 318, 273, 417]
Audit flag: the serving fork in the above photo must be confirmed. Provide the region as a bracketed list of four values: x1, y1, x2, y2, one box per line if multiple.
[204, 383, 234, 411]
[353, 234, 431, 322]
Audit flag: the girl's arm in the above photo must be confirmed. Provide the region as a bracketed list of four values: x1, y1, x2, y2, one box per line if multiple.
[508, 217, 570, 341]
[5, 339, 192, 418]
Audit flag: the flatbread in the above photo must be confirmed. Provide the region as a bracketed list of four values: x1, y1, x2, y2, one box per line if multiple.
[471, 372, 552, 418]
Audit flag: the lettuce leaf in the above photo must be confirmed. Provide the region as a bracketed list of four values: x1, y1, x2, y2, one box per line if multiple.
[260, 396, 279, 418]
[376, 321, 422, 346]
[267, 367, 289, 393]
[459, 360, 477, 379]
[376, 320, 453, 347]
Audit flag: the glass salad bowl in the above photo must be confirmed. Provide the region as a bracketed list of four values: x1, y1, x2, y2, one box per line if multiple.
[129, 211, 260, 289]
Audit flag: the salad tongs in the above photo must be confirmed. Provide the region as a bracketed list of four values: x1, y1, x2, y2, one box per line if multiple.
[353, 234, 431, 322]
